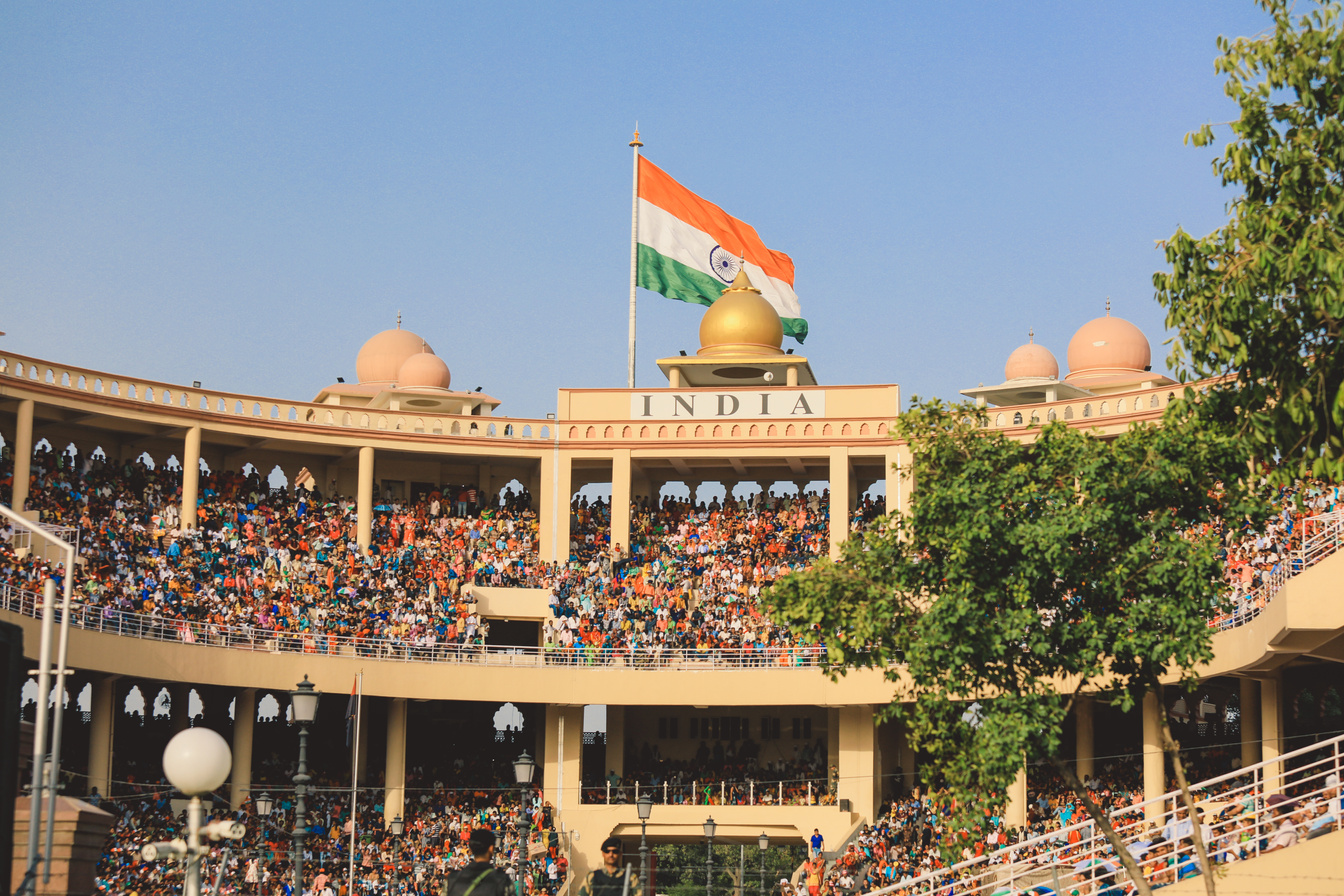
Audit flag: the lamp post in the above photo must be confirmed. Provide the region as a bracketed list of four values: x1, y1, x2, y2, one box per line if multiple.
[389, 814, 404, 895]
[255, 793, 274, 818]
[703, 817, 717, 896]
[637, 795, 653, 895]
[513, 751, 537, 896]
[145, 728, 235, 896]
[290, 675, 320, 896]
[758, 833, 768, 896]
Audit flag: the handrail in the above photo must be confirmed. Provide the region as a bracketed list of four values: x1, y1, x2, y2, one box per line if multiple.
[1211, 510, 1344, 630]
[0, 583, 828, 671]
[863, 731, 1344, 896]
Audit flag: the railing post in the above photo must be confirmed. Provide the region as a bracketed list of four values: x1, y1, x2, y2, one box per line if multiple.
[606, 782, 610, 805]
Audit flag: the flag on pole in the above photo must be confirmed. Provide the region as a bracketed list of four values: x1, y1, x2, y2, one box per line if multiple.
[345, 677, 358, 747]
[636, 156, 808, 342]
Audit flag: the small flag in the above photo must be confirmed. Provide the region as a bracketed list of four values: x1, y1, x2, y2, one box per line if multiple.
[345, 678, 358, 747]
[636, 156, 807, 341]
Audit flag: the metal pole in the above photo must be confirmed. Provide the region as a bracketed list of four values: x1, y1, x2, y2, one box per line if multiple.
[26, 578, 56, 881]
[186, 795, 203, 896]
[627, 127, 643, 389]
[639, 819, 649, 896]
[293, 721, 310, 895]
[759, 848, 765, 896]
[739, 845, 745, 896]
[516, 784, 526, 896]
[43, 540, 76, 880]
[706, 831, 713, 896]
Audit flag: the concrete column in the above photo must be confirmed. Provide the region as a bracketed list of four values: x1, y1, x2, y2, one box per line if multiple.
[892, 445, 913, 519]
[357, 706, 370, 783]
[542, 705, 584, 813]
[610, 449, 632, 555]
[1075, 695, 1095, 782]
[687, 481, 702, 508]
[180, 425, 201, 531]
[1240, 678, 1262, 769]
[1005, 762, 1028, 829]
[231, 688, 256, 810]
[722, 481, 739, 507]
[828, 447, 850, 560]
[171, 683, 192, 734]
[11, 398, 34, 511]
[478, 463, 493, 509]
[384, 697, 408, 828]
[356, 446, 375, 554]
[539, 450, 558, 562]
[837, 705, 879, 821]
[1261, 674, 1284, 794]
[1143, 691, 1164, 823]
[556, 453, 574, 563]
[87, 676, 116, 800]
[605, 706, 625, 780]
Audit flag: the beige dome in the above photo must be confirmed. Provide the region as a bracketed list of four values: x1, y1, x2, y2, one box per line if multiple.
[1066, 311, 1150, 378]
[1004, 334, 1058, 380]
[355, 327, 434, 384]
[697, 269, 784, 358]
[397, 351, 452, 390]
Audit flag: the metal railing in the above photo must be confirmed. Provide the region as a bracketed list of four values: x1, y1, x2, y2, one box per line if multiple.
[0, 509, 1340, 673]
[583, 776, 833, 806]
[0, 583, 827, 671]
[1210, 510, 1344, 631]
[866, 732, 1344, 896]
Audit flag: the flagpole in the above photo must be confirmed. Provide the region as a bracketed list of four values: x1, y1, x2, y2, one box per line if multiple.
[627, 126, 643, 389]
[348, 671, 362, 896]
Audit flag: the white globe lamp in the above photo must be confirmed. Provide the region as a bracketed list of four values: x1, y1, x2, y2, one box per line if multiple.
[162, 728, 233, 796]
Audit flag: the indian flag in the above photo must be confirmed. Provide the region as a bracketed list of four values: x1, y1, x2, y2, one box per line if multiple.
[636, 156, 808, 342]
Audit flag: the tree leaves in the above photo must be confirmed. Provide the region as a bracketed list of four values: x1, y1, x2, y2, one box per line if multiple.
[1156, 0, 1344, 484]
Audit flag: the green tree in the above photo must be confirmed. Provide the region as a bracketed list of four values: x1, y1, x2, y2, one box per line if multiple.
[1155, 0, 1344, 482]
[767, 401, 1265, 896]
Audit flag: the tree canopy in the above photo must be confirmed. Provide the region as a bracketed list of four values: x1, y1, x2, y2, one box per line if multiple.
[1155, 0, 1344, 482]
[767, 401, 1264, 894]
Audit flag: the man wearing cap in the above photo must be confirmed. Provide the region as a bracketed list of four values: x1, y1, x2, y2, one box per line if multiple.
[445, 829, 512, 896]
[577, 837, 642, 896]
[1264, 794, 1299, 852]
[1307, 772, 1342, 839]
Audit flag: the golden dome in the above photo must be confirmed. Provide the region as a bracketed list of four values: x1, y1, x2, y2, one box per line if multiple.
[1065, 308, 1150, 381]
[397, 351, 452, 390]
[697, 269, 784, 358]
[1004, 331, 1059, 380]
[355, 326, 434, 384]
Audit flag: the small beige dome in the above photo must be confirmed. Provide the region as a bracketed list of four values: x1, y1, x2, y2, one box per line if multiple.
[1005, 332, 1059, 380]
[355, 327, 433, 384]
[1066, 309, 1150, 379]
[697, 269, 784, 358]
[397, 351, 452, 390]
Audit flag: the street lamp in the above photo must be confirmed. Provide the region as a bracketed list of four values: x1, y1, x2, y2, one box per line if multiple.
[514, 751, 537, 896]
[389, 814, 404, 895]
[144, 728, 237, 896]
[254, 793, 274, 817]
[703, 817, 717, 896]
[758, 833, 769, 896]
[290, 675, 320, 896]
[637, 795, 653, 895]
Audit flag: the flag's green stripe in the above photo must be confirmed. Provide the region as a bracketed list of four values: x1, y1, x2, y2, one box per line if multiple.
[636, 243, 809, 343]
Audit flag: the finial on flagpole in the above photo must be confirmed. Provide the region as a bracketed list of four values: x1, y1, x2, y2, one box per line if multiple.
[1105, 298, 1111, 316]
[1028, 328, 1034, 343]
[396, 311, 402, 329]
[629, 123, 643, 148]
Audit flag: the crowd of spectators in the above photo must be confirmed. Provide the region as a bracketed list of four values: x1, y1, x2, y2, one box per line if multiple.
[92, 757, 567, 896]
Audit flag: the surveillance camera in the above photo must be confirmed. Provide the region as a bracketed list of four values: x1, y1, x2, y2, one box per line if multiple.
[763, 371, 775, 383]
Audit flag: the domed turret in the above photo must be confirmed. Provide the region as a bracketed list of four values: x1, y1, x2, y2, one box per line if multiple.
[1065, 303, 1151, 383]
[355, 319, 434, 385]
[697, 269, 784, 359]
[397, 351, 451, 391]
[1004, 330, 1059, 380]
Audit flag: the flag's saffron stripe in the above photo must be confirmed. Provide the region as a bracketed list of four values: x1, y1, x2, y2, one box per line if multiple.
[638, 156, 795, 286]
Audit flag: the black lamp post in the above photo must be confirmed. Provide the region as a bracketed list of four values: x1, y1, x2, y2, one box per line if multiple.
[289, 676, 320, 896]
[758, 833, 769, 896]
[389, 814, 404, 895]
[637, 795, 653, 894]
[703, 817, 717, 896]
[514, 751, 537, 896]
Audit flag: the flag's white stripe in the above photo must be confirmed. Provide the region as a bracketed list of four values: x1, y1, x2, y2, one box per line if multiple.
[638, 199, 803, 320]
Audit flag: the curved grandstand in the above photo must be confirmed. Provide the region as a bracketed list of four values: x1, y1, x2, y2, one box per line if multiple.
[4, 305, 1344, 894]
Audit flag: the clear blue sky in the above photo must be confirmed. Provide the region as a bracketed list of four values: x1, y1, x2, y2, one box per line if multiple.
[1, 2, 1274, 420]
